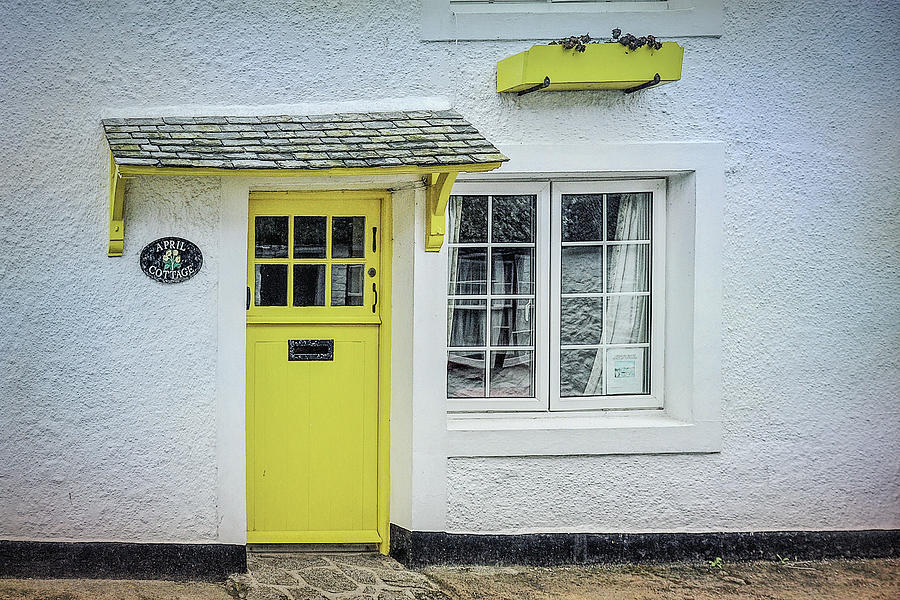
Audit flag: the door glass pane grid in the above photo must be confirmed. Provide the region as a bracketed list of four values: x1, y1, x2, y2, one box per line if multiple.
[559, 193, 653, 397]
[448, 194, 536, 399]
[254, 213, 369, 308]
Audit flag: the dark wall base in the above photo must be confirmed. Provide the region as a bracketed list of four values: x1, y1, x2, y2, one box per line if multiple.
[0, 541, 246, 581]
[390, 525, 899, 567]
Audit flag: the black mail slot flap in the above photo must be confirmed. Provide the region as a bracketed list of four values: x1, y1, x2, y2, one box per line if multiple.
[288, 339, 334, 361]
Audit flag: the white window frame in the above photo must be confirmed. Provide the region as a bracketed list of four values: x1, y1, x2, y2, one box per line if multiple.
[443, 141, 724, 457]
[446, 181, 551, 413]
[422, 0, 722, 41]
[550, 179, 666, 411]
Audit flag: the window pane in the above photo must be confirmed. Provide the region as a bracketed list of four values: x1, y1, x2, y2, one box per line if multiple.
[607, 193, 651, 241]
[606, 295, 649, 344]
[607, 244, 649, 293]
[331, 264, 364, 306]
[332, 216, 365, 258]
[489, 350, 533, 397]
[255, 216, 288, 258]
[490, 298, 533, 346]
[448, 351, 485, 398]
[293, 264, 325, 306]
[491, 248, 534, 295]
[560, 297, 603, 345]
[491, 195, 535, 243]
[449, 195, 487, 243]
[606, 347, 649, 395]
[254, 264, 287, 306]
[560, 348, 603, 397]
[449, 247, 487, 295]
[448, 299, 486, 347]
[294, 216, 326, 258]
[561, 246, 603, 293]
[561, 194, 603, 242]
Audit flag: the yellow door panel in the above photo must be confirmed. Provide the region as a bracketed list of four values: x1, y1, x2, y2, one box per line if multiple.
[246, 192, 388, 549]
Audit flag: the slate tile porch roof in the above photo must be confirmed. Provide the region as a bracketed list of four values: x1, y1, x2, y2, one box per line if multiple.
[103, 110, 507, 171]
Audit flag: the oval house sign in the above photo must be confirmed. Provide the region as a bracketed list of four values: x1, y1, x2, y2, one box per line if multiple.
[140, 237, 203, 284]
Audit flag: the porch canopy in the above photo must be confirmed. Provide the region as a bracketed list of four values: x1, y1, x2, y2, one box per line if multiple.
[103, 110, 507, 256]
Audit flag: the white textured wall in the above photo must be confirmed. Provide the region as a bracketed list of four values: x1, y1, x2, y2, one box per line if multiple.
[0, 0, 897, 541]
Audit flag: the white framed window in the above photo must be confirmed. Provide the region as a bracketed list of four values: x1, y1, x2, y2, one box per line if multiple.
[422, 0, 722, 41]
[446, 179, 665, 413]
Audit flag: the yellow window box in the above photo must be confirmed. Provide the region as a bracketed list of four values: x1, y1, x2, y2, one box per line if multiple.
[497, 42, 684, 94]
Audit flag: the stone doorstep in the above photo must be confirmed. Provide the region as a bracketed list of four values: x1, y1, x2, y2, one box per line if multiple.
[234, 552, 450, 600]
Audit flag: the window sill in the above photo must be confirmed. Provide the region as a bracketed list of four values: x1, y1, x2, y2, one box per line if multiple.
[447, 410, 721, 457]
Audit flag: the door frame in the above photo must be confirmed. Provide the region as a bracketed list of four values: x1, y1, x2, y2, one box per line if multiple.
[245, 189, 393, 554]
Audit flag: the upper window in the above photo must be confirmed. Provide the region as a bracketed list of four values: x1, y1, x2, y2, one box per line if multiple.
[446, 179, 665, 412]
[422, 0, 722, 40]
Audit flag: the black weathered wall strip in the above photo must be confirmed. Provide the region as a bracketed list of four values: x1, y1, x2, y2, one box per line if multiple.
[389, 525, 899, 567]
[0, 541, 246, 581]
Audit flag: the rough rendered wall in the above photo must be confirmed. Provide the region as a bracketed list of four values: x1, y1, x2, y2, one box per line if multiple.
[0, 0, 897, 542]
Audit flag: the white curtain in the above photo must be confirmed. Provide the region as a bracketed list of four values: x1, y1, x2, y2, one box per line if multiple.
[582, 193, 650, 395]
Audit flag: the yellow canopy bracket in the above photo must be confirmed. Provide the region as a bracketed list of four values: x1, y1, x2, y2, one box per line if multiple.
[107, 149, 128, 257]
[424, 171, 458, 252]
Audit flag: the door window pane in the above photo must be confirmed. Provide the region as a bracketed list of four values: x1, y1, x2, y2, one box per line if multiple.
[606, 295, 649, 344]
[448, 351, 485, 398]
[449, 247, 487, 295]
[294, 216, 326, 258]
[490, 299, 533, 346]
[332, 216, 365, 258]
[607, 244, 649, 293]
[448, 195, 487, 243]
[560, 348, 603, 397]
[489, 350, 533, 397]
[561, 246, 603, 293]
[491, 248, 534, 295]
[293, 264, 325, 306]
[254, 264, 287, 306]
[607, 193, 651, 241]
[255, 216, 289, 258]
[560, 297, 603, 345]
[492, 195, 535, 243]
[561, 194, 603, 242]
[331, 264, 364, 306]
[448, 299, 486, 347]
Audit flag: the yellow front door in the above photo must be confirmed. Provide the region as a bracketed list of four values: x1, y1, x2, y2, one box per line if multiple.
[246, 191, 386, 547]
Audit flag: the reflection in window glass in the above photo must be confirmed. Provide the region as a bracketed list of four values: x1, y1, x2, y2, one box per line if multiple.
[490, 299, 533, 346]
[293, 264, 325, 306]
[255, 216, 289, 258]
[448, 351, 485, 398]
[561, 194, 603, 242]
[255, 264, 288, 306]
[448, 247, 487, 295]
[331, 264, 364, 306]
[294, 216, 326, 258]
[560, 349, 603, 397]
[448, 195, 488, 243]
[491, 248, 534, 295]
[607, 193, 651, 241]
[447, 299, 486, 347]
[332, 216, 365, 258]
[560, 297, 603, 345]
[490, 350, 533, 397]
[492, 195, 534, 243]
[561, 246, 603, 293]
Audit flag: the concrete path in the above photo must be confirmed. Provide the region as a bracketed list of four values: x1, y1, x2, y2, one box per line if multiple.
[230, 552, 450, 600]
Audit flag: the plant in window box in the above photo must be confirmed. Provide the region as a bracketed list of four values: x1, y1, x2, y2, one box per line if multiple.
[496, 29, 684, 95]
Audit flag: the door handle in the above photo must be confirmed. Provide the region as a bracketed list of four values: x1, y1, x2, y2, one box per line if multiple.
[246, 286, 250, 310]
[372, 282, 377, 313]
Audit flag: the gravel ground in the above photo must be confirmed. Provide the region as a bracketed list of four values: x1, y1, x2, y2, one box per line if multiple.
[0, 558, 896, 599]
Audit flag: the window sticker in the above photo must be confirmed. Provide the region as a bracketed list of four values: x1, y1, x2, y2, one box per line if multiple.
[605, 347, 645, 395]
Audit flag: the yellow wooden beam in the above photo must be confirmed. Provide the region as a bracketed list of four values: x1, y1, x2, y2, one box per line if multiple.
[107, 150, 127, 257]
[424, 171, 459, 252]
